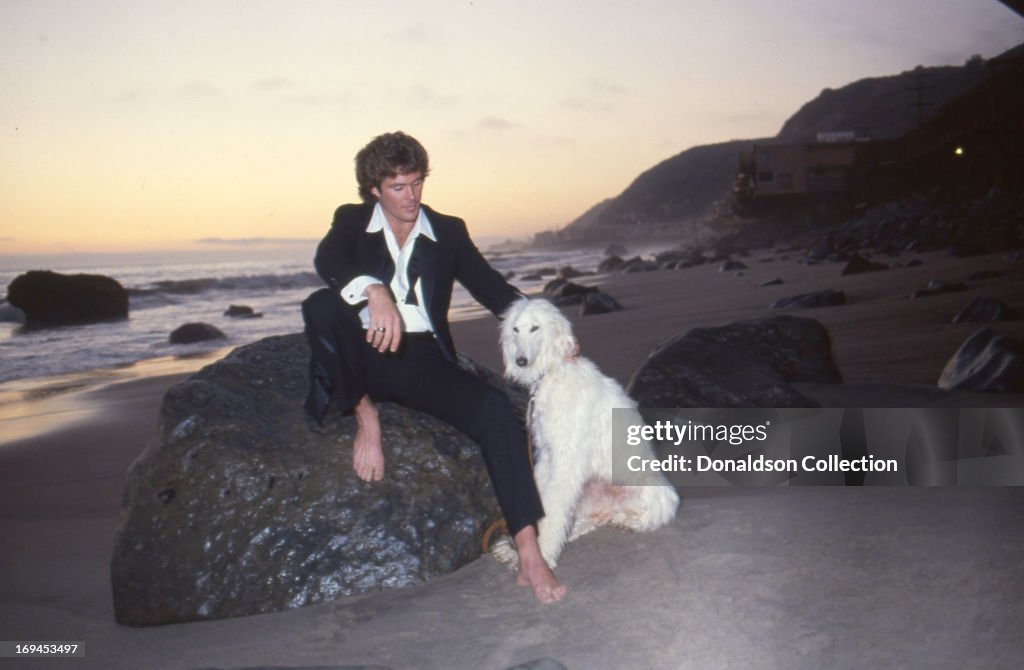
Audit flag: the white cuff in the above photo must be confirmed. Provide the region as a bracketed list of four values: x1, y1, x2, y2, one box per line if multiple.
[340, 275, 382, 305]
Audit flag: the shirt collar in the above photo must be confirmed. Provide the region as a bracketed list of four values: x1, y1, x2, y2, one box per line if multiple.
[366, 203, 437, 242]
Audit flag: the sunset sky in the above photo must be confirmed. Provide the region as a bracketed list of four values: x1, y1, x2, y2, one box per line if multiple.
[2, 0, 1021, 256]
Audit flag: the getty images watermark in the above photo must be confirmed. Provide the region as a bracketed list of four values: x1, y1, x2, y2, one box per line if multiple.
[611, 408, 1024, 486]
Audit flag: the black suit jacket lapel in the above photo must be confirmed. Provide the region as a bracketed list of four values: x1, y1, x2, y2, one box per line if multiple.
[362, 229, 395, 285]
[408, 234, 438, 314]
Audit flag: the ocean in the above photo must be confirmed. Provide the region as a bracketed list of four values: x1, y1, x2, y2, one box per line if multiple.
[0, 244, 609, 384]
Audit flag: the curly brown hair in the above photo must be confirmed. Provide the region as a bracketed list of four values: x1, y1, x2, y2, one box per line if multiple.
[354, 131, 430, 202]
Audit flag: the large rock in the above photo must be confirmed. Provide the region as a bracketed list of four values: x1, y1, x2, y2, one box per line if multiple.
[627, 316, 842, 408]
[938, 328, 1024, 393]
[169, 322, 227, 344]
[7, 270, 128, 327]
[111, 333, 513, 626]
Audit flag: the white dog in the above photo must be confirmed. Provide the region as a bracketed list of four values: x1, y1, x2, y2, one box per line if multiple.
[492, 298, 679, 568]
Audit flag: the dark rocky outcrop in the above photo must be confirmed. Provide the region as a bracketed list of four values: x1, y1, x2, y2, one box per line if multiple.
[169, 322, 227, 344]
[579, 291, 623, 316]
[111, 334, 514, 626]
[770, 289, 846, 310]
[7, 270, 128, 327]
[620, 257, 659, 274]
[937, 328, 1024, 393]
[841, 253, 888, 275]
[759, 278, 784, 287]
[952, 298, 1020, 324]
[627, 316, 841, 408]
[719, 260, 747, 272]
[224, 304, 263, 318]
[557, 266, 586, 280]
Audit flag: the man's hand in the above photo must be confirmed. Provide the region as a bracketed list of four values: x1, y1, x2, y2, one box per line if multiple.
[365, 284, 403, 353]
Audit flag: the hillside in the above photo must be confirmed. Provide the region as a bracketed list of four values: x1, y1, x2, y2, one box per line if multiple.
[553, 44, 1019, 242]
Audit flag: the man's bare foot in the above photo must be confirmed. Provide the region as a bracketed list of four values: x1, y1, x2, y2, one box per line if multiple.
[352, 395, 384, 481]
[513, 525, 567, 604]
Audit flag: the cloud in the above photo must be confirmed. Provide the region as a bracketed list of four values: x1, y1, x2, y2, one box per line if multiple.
[0, 236, 15, 242]
[194, 237, 317, 246]
[477, 116, 520, 132]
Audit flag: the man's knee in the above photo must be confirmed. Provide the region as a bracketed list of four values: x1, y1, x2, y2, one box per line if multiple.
[470, 386, 521, 442]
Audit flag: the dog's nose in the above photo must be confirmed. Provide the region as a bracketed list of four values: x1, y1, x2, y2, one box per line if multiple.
[516, 356, 528, 367]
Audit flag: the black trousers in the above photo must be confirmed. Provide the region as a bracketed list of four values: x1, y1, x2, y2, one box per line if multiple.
[302, 288, 544, 536]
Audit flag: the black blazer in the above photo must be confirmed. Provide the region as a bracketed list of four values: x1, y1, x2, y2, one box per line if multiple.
[313, 202, 521, 360]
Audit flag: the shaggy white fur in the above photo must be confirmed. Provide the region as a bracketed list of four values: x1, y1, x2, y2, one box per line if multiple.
[492, 298, 679, 568]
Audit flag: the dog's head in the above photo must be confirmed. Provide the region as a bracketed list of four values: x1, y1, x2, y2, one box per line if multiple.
[499, 298, 576, 387]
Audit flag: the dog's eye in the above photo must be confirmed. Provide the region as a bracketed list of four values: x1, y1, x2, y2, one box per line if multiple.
[530, 325, 539, 333]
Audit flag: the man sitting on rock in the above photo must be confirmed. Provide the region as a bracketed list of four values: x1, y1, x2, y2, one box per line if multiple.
[301, 131, 566, 604]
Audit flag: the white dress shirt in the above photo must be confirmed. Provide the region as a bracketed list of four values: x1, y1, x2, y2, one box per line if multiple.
[340, 202, 436, 333]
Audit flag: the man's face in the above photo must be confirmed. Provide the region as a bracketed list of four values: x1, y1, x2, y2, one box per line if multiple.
[371, 171, 424, 227]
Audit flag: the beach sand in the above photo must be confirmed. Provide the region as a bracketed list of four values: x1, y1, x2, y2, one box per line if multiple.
[1, 249, 1022, 669]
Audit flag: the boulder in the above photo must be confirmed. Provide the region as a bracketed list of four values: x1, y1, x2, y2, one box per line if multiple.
[111, 334, 513, 626]
[543, 280, 599, 307]
[224, 304, 263, 318]
[719, 260, 747, 272]
[770, 289, 846, 310]
[557, 266, 586, 280]
[841, 253, 888, 275]
[952, 297, 1020, 324]
[627, 316, 841, 408]
[579, 291, 623, 316]
[938, 328, 1024, 393]
[597, 255, 626, 273]
[620, 258, 659, 273]
[7, 270, 128, 327]
[169, 322, 227, 344]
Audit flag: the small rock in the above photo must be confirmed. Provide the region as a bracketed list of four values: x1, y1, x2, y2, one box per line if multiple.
[841, 253, 888, 275]
[543, 280, 598, 307]
[770, 289, 845, 310]
[952, 298, 1020, 324]
[579, 291, 623, 316]
[169, 322, 227, 344]
[558, 266, 585, 280]
[224, 304, 263, 318]
[938, 328, 1024, 393]
[720, 260, 747, 272]
[759, 278, 784, 287]
[597, 256, 625, 273]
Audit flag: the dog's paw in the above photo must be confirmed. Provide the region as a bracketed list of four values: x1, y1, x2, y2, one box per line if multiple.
[490, 537, 519, 569]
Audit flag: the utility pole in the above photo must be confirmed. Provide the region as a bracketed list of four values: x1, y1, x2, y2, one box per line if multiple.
[905, 69, 933, 129]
